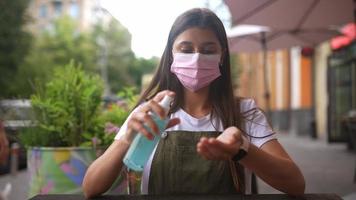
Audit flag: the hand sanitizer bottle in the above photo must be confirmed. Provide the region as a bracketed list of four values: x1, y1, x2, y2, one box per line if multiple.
[123, 95, 173, 171]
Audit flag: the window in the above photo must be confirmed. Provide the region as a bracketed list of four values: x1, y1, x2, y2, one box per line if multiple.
[39, 4, 47, 18]
[69, 1, 79, 19]
[52, 1, 62, 17]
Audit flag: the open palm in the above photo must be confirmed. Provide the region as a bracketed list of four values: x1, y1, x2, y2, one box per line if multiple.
[197, 126, 242, 160]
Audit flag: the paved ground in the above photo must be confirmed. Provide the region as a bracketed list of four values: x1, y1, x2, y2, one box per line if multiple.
[1, 133, 355, 200]
[257, 133, 356, 199]
[0, 169, 28, 199]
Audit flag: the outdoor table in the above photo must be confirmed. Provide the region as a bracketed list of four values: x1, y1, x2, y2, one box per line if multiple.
[29, 193, 342, 200]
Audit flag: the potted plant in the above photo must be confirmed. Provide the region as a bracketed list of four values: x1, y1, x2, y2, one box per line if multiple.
[18, 61, 118, 197]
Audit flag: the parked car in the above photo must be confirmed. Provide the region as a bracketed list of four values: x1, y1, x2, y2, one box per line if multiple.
[0, 99, 34, 175]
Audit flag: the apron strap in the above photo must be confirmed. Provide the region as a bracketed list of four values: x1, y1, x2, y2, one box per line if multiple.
[229, 160, 245, 194]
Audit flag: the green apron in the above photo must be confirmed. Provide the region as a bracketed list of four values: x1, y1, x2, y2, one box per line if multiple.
[148, 131, 238, 194]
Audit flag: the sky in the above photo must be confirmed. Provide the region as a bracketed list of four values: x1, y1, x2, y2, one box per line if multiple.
[101, 0, 231, 59]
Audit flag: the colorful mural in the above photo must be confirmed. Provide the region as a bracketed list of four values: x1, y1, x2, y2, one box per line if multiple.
[27, 147, 139, 197]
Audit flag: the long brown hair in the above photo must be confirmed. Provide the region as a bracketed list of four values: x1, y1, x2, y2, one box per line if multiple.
[137, 8, 242, 131]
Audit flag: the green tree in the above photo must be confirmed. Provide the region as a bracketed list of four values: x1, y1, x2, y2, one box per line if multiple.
[43, 16, 96, 72]
[14, 16, 96, 97]
[129, 57, 159, 87]
[0, 0, 31, 98]
[12, 13, 159, 98]
[92, 19, 136, 94]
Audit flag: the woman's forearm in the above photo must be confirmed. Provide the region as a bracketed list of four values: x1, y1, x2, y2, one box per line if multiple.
[82, 139, 130, 198]
[240, 141, 305, 195]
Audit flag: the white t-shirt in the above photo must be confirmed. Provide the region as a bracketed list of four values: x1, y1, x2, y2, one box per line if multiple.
[115, 98, 276, 194]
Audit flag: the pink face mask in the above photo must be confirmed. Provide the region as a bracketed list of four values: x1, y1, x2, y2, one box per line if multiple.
[170, 53, 221, 92]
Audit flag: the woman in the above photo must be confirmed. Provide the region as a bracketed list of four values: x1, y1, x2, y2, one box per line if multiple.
[83, 8, 305, 197]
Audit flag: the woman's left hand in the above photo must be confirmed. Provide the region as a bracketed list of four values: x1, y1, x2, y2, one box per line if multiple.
[197, 126, 242, 160]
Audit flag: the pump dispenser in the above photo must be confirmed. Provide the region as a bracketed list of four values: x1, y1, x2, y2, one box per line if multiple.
[123, 95, 173, 171]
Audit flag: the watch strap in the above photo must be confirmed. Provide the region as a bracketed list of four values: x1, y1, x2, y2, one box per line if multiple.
[232, 135, 249, 161]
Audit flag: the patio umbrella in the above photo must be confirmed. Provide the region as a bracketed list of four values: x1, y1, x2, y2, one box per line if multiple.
[224, 0, 354, 30]
[224, 0, 354, 113]
[227, 26, 341, 53]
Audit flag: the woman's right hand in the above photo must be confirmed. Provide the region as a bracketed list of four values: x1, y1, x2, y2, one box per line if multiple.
[123, 90, 180, 143]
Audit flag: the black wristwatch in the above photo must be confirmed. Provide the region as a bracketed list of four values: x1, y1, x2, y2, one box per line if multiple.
[232, 135, 249, 162]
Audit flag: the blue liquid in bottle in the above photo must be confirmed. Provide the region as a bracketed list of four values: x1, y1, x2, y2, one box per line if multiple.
[123, 95, 173, 171]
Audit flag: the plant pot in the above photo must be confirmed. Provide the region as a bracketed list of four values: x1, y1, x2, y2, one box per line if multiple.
[27, 147, 97, 197]
[27, 146, 136, 197]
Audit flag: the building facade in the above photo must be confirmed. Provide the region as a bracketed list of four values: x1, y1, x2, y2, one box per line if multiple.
[27, 0, 109, 34]
[235, 48, 314, 136]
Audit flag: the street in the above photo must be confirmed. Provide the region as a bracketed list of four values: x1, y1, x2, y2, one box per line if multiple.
[258, 133, 356, 199]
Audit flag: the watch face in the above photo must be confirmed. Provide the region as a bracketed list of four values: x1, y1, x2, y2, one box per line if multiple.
[232, 149, 247, 161]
